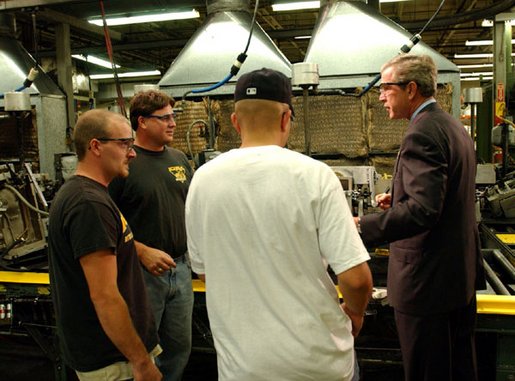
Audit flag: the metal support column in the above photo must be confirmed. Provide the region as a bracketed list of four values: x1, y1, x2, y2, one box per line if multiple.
[56, 23, 75, 130]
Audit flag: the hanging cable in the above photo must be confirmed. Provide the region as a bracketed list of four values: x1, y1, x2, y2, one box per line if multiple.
[417, 0, 446, 35]
[31, 10, 39, 66]
[181, 0, 259, 100]
[243, 0, 258, 54]
[15, 11, 40, 92]
[99, 0, 127, 118]
[357, 0, 446, 97]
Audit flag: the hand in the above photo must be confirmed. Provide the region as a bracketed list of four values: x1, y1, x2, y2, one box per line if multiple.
[342, 303, 364, 337]
[375, 193, 391, 210]
[136, 243, 176, 276]
[132, 358, 162, 381]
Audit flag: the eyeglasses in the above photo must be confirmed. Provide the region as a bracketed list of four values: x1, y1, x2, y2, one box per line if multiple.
[145, 113, 176, 122]
[379, 81, 410, 93]
[96, 137, 135, 152]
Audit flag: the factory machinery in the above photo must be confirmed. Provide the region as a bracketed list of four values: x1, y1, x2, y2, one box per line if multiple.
[0, 0, 514, 378]
[0, 160, 514, 380]
[0, 156, 513, 376]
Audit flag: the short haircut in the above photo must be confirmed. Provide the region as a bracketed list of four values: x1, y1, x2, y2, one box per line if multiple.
[73, 109, 128, 160]
[381, 54, 437, 97]
[129, 90, 175, 131]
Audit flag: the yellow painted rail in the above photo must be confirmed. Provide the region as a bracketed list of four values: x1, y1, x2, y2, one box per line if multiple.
[476, 294, 515, 315]
[496, 234, 515, 245]
[0, 271, 49, 285]
[2, 272, 514, 315]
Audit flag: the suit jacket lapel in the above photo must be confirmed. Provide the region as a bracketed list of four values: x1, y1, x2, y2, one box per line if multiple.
[390, 102, 439, 204]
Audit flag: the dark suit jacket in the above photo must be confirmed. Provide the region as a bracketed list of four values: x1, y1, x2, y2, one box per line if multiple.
[360, 102, 484, 315]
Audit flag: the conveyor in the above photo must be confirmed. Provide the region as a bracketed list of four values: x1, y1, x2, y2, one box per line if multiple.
[1, 271, 513, 380]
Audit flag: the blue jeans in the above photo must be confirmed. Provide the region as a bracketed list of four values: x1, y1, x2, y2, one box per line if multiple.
[142, 254, 194, 381]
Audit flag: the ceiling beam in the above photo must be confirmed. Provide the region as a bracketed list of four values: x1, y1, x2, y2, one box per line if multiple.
[36, 8, 122, 41]
[33, 27, 314, 58]
[0, 0, 84, 9]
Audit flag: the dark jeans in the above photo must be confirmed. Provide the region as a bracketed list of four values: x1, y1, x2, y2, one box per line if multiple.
[394, 296, 478, 381]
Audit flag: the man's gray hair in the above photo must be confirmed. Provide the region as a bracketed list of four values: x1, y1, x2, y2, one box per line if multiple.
[381, 54, 437, 97]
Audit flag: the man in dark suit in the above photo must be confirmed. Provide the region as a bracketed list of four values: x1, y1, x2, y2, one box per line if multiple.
[355, 54, 484, 381]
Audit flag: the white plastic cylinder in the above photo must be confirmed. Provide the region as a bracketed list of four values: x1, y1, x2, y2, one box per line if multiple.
[134, 84, 159, 93]
[464, 87, 483, 104]
[4, 92, 31, 111]
[292, 62, 319, 87]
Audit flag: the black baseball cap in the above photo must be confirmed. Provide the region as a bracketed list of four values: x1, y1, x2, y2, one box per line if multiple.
[234, 68, 294, 116]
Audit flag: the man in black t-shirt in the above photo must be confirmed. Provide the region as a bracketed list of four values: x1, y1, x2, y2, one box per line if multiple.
[48, 109, 162, 381]
[109, 90, 194, 381]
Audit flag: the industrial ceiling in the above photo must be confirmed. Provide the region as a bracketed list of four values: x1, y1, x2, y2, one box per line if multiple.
[2, 0, 515, 80]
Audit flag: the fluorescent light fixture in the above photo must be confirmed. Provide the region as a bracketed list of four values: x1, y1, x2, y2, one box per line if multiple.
[482, 19, 515, 27]
[294, 35, 312, 40]
[88, 9, 200, 26]
[461, 76, 493, 81]
[271, 0, 408, 8]
[466, 39, 515, 46]
[272, 1, 320, 11]
[465, 40, 492, 46]
[89, 70, 161, 80]
[454, 53, 493, 59]
[454, 53, 515, 59]
[459, 72, 493, 77]
[72, 54, 120, 69]
[457, 63, 493, 69]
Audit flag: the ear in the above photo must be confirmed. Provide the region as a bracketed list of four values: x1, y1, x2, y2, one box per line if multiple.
[88, 139, 102, 157]
[230, 112, 241, 135]
[137, 115, 147, 130]
[407, 81, 417, 99]
[280, 110, 291, 132]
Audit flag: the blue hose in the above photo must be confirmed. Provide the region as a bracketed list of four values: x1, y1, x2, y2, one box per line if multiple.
[191, 73, 234, 94]
[0, 85, 28, 98]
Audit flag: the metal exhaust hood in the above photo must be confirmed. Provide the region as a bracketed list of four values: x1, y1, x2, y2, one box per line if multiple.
[304, 1, 460, 85]
[0, 38, 64, 97]
[0, 17, 64, 97]
[158, 0, 292, 97]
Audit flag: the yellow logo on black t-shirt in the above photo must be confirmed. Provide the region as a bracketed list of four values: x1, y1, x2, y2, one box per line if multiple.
[120, 212, 133, 242]
[168, 166, 187, 183]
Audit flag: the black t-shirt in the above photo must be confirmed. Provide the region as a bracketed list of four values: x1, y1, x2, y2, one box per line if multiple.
[48, 175, 158, 372]
[109, 146, 192, 258]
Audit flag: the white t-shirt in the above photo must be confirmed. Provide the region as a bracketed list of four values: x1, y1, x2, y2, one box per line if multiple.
[186, 145, 370, 381]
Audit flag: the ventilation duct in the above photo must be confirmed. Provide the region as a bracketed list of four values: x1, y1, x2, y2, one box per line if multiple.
[0, 14, 67, 180]
[158, 0, 292, 97]
[304, 0, 461, 116]
[0, 20, 63, 96]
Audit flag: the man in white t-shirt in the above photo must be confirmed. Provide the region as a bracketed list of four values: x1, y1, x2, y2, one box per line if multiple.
[185, 68, 372, 381]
